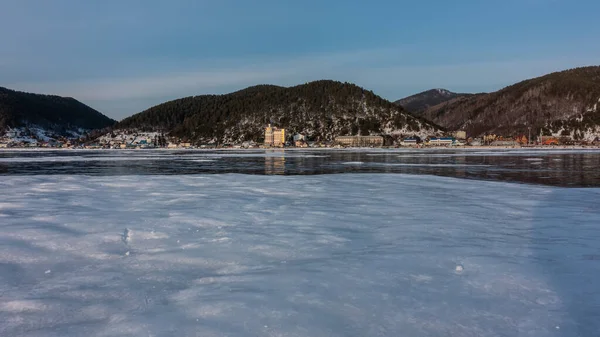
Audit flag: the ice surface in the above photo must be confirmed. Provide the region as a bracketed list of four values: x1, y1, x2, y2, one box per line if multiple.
[367, 162, 492, 167]
[0, 155, 217, 163]
[1, 174, 599, 336]
[0, 150, 327, 163]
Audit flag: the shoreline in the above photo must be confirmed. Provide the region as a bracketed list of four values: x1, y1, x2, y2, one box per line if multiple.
[1, 145, 600, 151]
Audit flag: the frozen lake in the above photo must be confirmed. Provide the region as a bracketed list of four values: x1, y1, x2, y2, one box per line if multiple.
[1, 149, 599, 336]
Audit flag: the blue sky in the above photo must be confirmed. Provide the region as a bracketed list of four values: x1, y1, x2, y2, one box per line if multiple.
[2, 0, 599, 120]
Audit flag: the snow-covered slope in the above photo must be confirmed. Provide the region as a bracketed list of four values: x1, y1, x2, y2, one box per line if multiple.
[1, 174, 599, 336]
[1, 126, 86, 145]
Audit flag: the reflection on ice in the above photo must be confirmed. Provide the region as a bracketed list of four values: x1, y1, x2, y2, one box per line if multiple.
[264, 155, 285, 175]
[1, 174, 599, 336]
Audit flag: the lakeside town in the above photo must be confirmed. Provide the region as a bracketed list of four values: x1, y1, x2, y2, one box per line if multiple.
[2, 124, 600, 150]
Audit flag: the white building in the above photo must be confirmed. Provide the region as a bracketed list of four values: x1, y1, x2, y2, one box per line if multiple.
[427, 137, 454, 145]
[400, 138, 419, 146]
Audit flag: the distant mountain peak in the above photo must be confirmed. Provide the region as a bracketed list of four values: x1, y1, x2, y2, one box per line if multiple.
[394, 89, 471, 116]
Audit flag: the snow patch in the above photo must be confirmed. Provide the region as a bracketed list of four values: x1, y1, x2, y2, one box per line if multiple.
[0, 300, 48, 313]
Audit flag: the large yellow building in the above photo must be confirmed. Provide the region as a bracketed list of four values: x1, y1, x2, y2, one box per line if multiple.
[264, 124, 286, 147]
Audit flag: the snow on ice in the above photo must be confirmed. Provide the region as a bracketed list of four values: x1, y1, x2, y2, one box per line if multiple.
[0, 174, 599, 336]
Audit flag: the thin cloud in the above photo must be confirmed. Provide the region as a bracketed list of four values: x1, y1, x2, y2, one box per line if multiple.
[6, 47, 402, 101]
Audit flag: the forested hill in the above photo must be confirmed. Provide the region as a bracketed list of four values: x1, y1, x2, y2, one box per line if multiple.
[419, 66, 600, 139]
[117, 80, 443, 143]
[0, 86, 115, 133]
